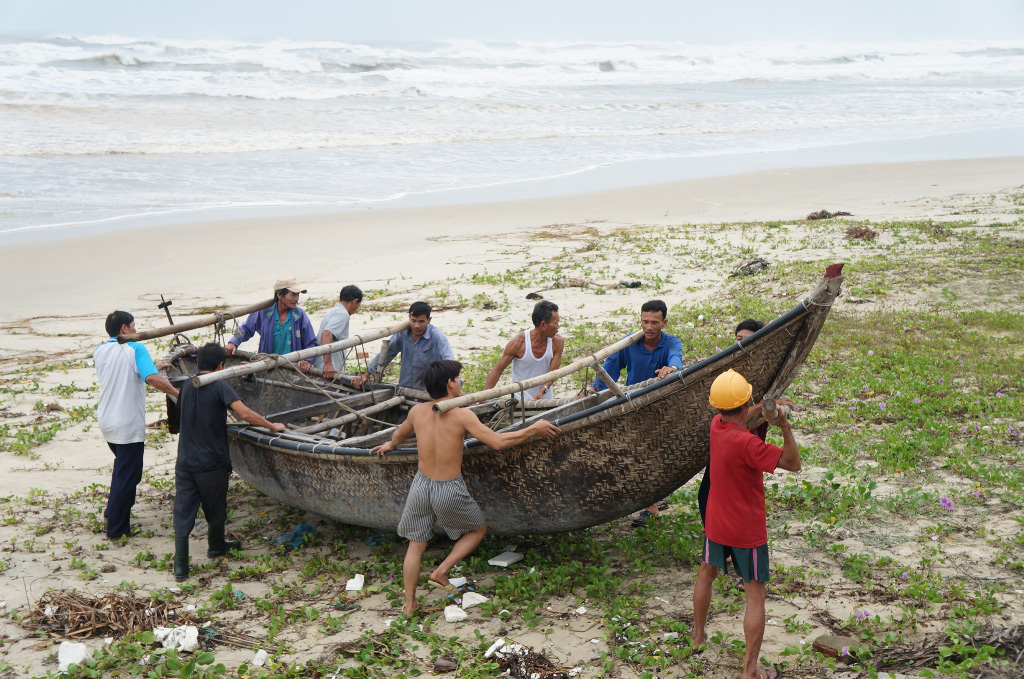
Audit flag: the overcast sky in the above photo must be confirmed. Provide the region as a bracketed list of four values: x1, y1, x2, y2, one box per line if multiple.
[2, 0, 1023, 43]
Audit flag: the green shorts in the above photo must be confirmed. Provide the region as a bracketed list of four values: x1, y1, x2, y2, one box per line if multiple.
[704, 536, 770, 583]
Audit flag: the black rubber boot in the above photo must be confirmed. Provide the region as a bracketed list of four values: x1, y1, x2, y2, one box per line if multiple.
[173, 536, 190, 582]
[207, 524, 241, 558]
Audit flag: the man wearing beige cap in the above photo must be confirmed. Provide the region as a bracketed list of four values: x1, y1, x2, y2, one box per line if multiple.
[225, 278, 318, 372]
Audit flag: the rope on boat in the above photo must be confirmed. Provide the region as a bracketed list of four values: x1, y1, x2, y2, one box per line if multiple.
[282, 360, 397, 429]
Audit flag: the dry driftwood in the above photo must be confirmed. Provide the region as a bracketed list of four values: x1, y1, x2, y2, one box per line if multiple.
[24, 590, 198, 640]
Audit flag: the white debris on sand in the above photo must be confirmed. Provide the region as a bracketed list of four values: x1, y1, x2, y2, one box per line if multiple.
[461, 592, 488, 610]
[345, 574, 364, 591]
[153, 625, 200, 653]
[487, 551, 524, 567]
[444, 605, 468, 622]
[484, 638, 505, 658]
[57, 641, 89, 671]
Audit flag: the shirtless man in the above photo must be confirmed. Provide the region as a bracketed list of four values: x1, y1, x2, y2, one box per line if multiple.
[483, 300, 564, 400]
[373, 360, 560, 616]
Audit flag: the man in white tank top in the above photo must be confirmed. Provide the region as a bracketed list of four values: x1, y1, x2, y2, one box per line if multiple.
[484, 301, 564, 400]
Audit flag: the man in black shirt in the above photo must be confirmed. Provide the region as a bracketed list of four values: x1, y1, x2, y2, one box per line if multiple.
[173, 343, 285, 582]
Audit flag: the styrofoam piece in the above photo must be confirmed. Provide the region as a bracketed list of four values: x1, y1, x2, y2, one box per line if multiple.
[461, 592, 488, 610]
[487, 551, 524, 567]
[58, 642, 89, 671]
[252, 649, 268, 667]
[444, 605, 468, 622]
[158, 625, 199, 653]
[345, 574, 365, 591]
[448, 576, 467, 588]
[575, 606, 587, 615]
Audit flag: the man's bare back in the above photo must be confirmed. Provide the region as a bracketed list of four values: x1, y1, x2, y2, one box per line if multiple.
[375, 401, 559, 476]
[404, 403, 475, 481]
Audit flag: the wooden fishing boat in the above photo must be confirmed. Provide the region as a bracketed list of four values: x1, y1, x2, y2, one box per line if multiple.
[159, 265, 843, 535]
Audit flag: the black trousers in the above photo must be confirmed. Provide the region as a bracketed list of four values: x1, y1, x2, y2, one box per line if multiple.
[697, 465, 710, 526]
[106, 441, 145, 539]
[173, 466, 229, 538]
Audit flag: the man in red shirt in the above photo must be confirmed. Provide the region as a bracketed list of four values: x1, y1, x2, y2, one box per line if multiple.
[691, 369, 800, 679]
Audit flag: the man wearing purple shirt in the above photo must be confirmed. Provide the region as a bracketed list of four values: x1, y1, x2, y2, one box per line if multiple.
[225, 278, 318, 373]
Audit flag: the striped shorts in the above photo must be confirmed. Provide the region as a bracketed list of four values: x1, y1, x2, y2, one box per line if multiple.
[397, 471, 485, 543]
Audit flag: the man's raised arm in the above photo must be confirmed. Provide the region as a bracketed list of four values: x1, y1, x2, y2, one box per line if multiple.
[461, 409, 559, 450]
[483, 336, 522, 390]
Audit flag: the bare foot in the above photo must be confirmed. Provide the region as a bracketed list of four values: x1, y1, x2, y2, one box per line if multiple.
[691, 630, 706, 650]
[402, 601, 418, 617]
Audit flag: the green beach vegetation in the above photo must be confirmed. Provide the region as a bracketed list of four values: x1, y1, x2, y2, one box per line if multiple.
[0, 209, 1021, 677]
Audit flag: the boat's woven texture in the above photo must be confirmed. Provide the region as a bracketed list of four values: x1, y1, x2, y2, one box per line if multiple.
[228, 275, 842, 535]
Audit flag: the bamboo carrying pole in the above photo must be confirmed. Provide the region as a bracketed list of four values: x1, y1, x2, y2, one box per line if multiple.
[193, 320, 411, 387]
[433, 330, 644, 413]
[592, 365, 625, 397]
[118, 298, 275, 343]
[294, 395, 406, 435]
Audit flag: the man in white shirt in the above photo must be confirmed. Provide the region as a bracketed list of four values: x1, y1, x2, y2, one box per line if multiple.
[484, 301, 564, 400]
[314, 285, 362, 379]
[94, 311, 178, 539]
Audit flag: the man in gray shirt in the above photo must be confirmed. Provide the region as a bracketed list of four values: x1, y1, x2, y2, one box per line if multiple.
[353, 301, 455, 390]
[314, 285, 362, 379]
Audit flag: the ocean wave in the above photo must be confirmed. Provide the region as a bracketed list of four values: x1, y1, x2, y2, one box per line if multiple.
[1, 108, 1010, 158]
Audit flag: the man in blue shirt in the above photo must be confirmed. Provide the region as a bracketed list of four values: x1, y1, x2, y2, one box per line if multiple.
[353, 302, 455, 390]
[583, 299, 684, 526]
[225, 278, 318, 373]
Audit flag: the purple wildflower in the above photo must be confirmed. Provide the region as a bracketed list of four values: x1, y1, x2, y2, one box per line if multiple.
[913, 398, 921, 404]
[996, 392, 1004, 397]
[714, 346, 722, 353]
[973, 490, 981, 499]
[867, 350, 875, 356]
[841, 646, 851, 657]
[879, 402, 886, 410]
[940, 496, 955, 510]
[854, 609, 870, 621]
[960, 425, 967, 433]
[900, 571, 909, 580]
[938, 378, 943, 384]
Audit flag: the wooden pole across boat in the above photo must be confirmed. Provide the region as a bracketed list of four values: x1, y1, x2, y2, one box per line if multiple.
[118, 298, 275, 343]
[193, 320, 411, 387]
[433, 330, 644, 413]
[294, 395, 406, 435]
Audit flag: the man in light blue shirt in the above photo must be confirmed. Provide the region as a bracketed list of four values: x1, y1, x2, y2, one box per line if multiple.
[584, 299, 684, 526]
[353, 301, 455, 390]
[314, 285, 363, 379]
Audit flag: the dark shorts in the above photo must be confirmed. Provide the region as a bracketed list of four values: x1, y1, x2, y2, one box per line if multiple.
[703, 536, 770, 583]
[398, 472, 485, 543]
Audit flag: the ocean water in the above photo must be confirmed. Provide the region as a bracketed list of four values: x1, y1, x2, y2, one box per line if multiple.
[1, 36, 1023, 240]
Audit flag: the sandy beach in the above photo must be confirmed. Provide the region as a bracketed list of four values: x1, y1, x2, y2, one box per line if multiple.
[2, 156, 1023, 677]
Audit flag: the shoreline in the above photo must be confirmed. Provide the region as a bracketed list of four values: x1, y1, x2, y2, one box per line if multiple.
[2, 154, 1023, 320]
[4, 126, 1024, 246]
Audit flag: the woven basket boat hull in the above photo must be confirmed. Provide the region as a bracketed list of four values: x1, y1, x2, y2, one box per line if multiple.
[207, 273, 843, 536]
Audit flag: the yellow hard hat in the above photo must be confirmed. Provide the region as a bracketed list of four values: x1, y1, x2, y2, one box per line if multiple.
[709, 369, 752, 410]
